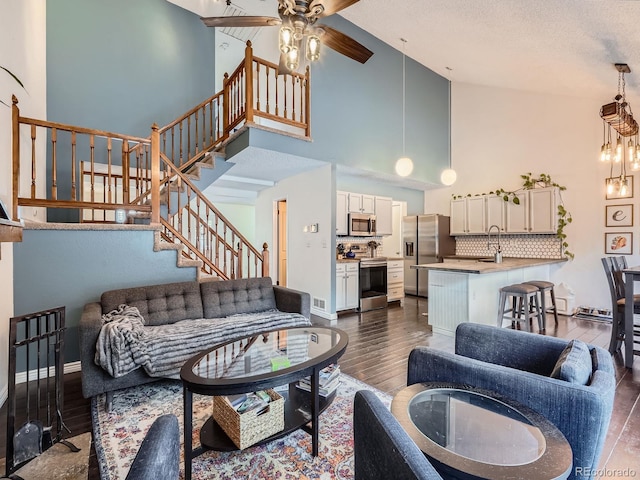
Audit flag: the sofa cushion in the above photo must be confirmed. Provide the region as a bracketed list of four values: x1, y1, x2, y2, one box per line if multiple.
[101, 281, 203, 326]
[550, 339, 592, 385]
[201, 277, 277, 318]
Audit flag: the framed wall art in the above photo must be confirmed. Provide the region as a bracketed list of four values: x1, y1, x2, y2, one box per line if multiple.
[605, 204, 634, 227]
[605, 232, 633, 255]
[605, 176, 634, 200]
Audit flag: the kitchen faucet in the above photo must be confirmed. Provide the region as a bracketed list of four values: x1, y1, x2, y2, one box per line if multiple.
[487, 224, 503, 263]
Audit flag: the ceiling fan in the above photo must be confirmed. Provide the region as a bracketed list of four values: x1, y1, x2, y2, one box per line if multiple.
[201, 0, 374, 75]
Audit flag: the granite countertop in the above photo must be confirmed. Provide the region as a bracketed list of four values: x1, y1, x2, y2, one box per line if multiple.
[413, 257, 567, 274]
[337, 258, 360, 263]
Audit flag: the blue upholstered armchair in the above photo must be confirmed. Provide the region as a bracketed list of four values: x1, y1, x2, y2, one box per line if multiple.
[407, 323, 616, 480]
[353, 390, 443, 480]
[125, 414, 180, 480]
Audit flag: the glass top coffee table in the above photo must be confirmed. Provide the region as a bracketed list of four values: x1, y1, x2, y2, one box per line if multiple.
[180, 326, 348, 480]
[391, 383, 572, 480]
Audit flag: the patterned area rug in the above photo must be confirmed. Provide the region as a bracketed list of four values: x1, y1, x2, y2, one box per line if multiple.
[92, 374, 391, 479]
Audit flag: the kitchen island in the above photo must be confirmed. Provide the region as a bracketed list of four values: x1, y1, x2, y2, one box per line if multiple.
[413, 257, 566, 335]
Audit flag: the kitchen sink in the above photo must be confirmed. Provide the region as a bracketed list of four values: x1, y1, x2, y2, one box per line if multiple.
[477, 258, 497, 263]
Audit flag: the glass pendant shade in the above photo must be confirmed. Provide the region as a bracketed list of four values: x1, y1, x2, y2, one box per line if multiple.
[620, 177, 629, 196]
[395, 157, 414, 177]
[441, 168, 457, 186]
[306, 35, 320, 62]
[286, 45, 299, 71]
[279, 26, 294, 54]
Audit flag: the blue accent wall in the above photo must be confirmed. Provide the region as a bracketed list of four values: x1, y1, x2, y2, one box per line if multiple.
[13, 229, 197, 363]
[47, 0, 216, 135]
[46, 0, 216, 221]
[228, 15, 450, 185]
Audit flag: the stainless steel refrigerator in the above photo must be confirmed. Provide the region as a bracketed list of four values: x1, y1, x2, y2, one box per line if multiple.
[403, 214, 455, 297]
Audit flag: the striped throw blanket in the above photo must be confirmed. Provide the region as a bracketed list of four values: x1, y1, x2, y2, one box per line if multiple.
[95, 305, 310, 379]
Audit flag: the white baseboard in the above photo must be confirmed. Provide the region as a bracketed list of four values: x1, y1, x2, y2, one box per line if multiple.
[311, 307, 337, 320]
[0, 361, 82, 408]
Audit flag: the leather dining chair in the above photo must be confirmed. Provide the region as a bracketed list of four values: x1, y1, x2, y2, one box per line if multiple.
[601, 256, 640, 354]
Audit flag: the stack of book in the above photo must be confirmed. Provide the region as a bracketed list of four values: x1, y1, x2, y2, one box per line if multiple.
[296, 364, 341, 397]
[225, 390, 272, 415]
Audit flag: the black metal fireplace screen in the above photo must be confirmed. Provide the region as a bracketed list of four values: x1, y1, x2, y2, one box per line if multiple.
[5, 306, 79, 476]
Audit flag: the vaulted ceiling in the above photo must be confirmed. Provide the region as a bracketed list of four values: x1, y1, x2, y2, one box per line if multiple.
[175, 0, 640, 103]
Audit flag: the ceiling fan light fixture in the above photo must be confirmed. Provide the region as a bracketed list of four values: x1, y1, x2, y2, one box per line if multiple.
[306, 35, 320, 62]
[279, 26, 294, 54]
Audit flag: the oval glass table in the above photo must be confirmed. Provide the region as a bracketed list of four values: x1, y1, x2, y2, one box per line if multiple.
[180, 326, 348, 480]
[391, 382, 573, 480]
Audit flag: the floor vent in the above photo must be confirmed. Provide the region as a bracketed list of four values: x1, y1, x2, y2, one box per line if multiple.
[313, 297, 326, 311]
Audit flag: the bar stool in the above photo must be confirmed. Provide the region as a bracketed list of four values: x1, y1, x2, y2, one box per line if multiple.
[522, 280, 559, 331]
[497, 283, 542, 332]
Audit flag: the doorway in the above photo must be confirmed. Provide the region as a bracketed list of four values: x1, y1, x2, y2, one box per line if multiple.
[277, 199, 287, 286]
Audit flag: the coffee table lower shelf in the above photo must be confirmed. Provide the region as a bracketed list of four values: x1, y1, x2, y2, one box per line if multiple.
[198, 384, 336, 452]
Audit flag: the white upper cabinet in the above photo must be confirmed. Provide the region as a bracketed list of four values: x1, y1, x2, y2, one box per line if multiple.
[505, 192, 529, 233]
[450, 197, 486, 235]
[486, 195, 506, 232]
[452, 187, 558, 236]
[336, 190, 348, 235]
[374, 196, 393, 236]
[348, 193, 375, 214]
[506, 187, 558, 234]
[528, 187, 558, 233]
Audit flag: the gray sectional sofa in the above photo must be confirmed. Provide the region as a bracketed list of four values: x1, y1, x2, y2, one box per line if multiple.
[79, 277, 311, 411]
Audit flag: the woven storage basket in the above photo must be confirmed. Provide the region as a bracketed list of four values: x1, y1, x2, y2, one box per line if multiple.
[212, 389, 285, 449]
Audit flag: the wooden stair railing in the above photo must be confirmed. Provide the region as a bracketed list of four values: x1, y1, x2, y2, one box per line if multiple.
[11, 41, 308, 279]
[158, 153, 268, 280]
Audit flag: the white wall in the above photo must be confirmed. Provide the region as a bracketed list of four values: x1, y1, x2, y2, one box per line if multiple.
[424, 82, 625, 311]
[0, 0, 47, 403]
[255, 164, 334, 318]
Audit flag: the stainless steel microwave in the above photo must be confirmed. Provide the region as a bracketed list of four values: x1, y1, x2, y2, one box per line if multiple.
[348, 213, 377, 236]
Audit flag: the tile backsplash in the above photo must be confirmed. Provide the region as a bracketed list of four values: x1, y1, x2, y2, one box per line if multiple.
[455, 234, 563, 259]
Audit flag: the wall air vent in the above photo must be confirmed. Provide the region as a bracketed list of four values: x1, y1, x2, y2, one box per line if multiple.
[313, 297, 326, 311]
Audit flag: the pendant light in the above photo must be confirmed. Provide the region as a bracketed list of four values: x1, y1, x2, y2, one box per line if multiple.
[441, 72, 457, 186]
[395, 38, 414, 177]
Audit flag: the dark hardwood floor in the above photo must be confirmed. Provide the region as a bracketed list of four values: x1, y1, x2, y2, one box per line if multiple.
[1, 295, 639, 479]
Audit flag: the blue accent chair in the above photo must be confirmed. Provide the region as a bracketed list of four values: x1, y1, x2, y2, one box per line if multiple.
[353, 390, 443, 480]
[407, 323, 616, 480]
[125, 414, 180, 480]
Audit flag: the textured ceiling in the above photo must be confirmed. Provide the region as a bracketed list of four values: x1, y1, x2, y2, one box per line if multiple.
[179, 0, 640, 102]
[340, 0, 640, 102]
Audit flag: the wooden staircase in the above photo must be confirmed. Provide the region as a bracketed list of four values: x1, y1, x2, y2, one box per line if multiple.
[10, 42, 309, 281]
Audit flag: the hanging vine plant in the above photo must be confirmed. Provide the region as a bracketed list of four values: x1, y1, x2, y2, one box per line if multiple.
[452, 172, 574, 259]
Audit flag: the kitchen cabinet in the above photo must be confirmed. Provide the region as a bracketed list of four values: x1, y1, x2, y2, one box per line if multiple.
[485, 195, 506, 232]
[336, 190, 348, 235]
[336, 262, 359, 311]
[451, 187, 558, 235]
[450, 197, 485, 235]
[374, 196, 393, 236]
[506, 187, 557, 234]
[348, 193, 375, 214]
[337, 190, 393, 236]
[387, 259, 404, 304]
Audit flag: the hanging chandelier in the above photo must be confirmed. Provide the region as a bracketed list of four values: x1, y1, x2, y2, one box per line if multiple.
[600, 64, 640, 197]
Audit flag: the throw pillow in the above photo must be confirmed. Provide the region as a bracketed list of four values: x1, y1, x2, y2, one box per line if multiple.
[550, 339, 592, 385]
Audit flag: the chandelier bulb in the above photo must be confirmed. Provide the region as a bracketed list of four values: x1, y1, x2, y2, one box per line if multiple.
[607, 179, 615, 195]
[629, 139, 636, 160]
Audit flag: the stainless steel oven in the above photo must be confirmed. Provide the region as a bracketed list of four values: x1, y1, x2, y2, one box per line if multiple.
[359, 257, 388, 312]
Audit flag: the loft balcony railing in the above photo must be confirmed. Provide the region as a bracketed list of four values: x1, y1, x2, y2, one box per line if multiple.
[10, 41, 306, 279]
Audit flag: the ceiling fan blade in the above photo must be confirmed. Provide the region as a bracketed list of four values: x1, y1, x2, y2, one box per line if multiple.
[312, 0, 360, 18]
[201, 16, 281, 28]
[277, 53, 294, 76]
[316, 25, 373, 64]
